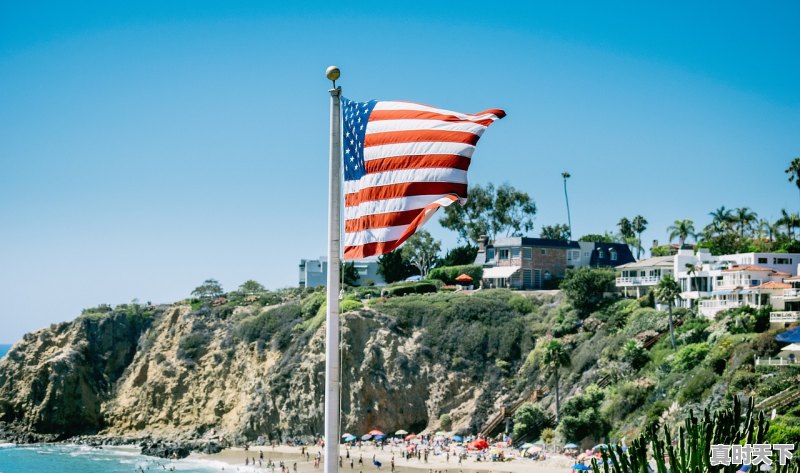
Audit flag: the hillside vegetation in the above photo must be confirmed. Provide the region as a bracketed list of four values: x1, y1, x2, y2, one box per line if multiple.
[0, 274, 797, 446]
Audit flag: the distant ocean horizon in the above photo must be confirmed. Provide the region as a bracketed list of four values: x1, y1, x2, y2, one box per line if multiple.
[0, 344, 10, 359]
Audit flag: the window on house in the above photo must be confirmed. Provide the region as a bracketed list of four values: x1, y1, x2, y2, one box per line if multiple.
[774, 257, 791, 265]
[486, 248, 495, 260]
[584, 251, 590, 257]
[544, 271, 552, 280]
[610, 250, 618, 261]
[757, 257, 767, 264]
[572, 250, 581, 260]
[523, 247, 532, 259]
[598, 250, 605, 259]
[511, 247, 521, 258]
[752, 280, 761, 287]
[540, 249, 546, 255]
[499, 249, 510, 260]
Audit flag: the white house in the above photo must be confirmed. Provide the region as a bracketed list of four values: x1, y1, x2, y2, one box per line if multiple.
[771, 274, 800, 325]
[299, 256, 386, 288]
[672, 248, 800, 318]
[615, 256, 674, 298]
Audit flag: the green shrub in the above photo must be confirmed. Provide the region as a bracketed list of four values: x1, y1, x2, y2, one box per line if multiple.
[604, 378, 655, 422]
[439, 413, 452, 431]
[177, 332, 211, 362]
[678, 367, 717, 404]
[621, 340, 650, 370]
[386, 281, 438, 296]
[508, 294, 537, 314]
[512, 403, 550, 440]
[673, 343, 710, 372]
[728, 371, 758, 393]
[560, 268, 616, 317]
[558, 385, 609, 442]
[428, 265, 483, 285]
[340, 299, 363, 313]
[766, 420, 800, 444]
[235, 303, 303, 344]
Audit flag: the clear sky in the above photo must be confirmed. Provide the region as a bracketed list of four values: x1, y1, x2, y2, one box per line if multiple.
[1, 1, 798, 343]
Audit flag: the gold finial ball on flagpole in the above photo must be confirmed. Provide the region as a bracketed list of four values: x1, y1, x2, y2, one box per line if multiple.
[326, 65, 340, 82]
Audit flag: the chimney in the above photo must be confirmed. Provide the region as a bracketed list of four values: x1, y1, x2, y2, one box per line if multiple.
[652, 239, 659, 248]
[478, 235, 488, 252]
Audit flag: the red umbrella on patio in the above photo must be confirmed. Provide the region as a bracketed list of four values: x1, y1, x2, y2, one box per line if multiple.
[455, 273, 473, 283]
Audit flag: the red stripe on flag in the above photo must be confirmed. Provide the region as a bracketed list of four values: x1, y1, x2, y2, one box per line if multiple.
[344, 182, 468, 207]
[344, 196, 456, 259]
[369, 109, 497, 126]
[344, 208, 422, 233]
[365, 154, 471, 174]
[364, 130, 480, 148]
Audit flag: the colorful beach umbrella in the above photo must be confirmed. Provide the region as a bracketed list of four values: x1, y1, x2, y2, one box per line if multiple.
[404, 434, 417, 441]
[565, 443, 579, 449]
[361, 434, 373, 440]
[368, 429, 385, 436]
[468, 439, 489, 450]
[452, 435, 464, 442]
[395, 430, 408, 436]
[573, 465, 591, 471]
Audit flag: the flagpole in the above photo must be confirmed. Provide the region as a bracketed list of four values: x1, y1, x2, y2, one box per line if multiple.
[324, 65, 342, 473]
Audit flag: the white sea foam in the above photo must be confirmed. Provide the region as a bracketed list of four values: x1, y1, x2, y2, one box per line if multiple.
[0, 443, 14, 449]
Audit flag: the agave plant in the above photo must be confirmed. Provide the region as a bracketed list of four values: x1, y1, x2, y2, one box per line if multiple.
[590, 397, 798, 473]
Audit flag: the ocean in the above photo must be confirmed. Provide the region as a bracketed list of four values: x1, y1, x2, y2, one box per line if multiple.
[0, 444, 245, 473]
[0, 345, 10, 359]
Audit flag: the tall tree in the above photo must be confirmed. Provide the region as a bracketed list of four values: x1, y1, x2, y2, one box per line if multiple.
[342, 262, 360, 286]
[667, 219, 696, 248]
[239, 280, 265, 295]
[708, 206, 734, 234]
[439, 244, 478, 266]
[653, 274, 681, 350]
[540, 223, 571, 241]
[777, 209, 800, 240]
[617, 217, 634, 240]
[685, 263, 700, 292]
[440, 182, 536, 242]
[400, 230, 441, 277]
[191, 279, 223, 299]
[631, 215, 648, 259]
[540, 340, 570, 422]
[786, 157, 800, 202]
[562, 172, 572, 238]
[376, 249, 416, 283]
[733, 207, 758, 238]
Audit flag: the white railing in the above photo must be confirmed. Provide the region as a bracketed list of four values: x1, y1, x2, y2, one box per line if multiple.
[770, 311, 800, 323]
[698, 300, 742, 318]
[755, 356, 800, 367]
[782, 289, 800, 299]
[615, 276, 660, 286]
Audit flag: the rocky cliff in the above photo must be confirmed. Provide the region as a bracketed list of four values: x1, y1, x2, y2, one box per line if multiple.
[0, 291, 530, 443]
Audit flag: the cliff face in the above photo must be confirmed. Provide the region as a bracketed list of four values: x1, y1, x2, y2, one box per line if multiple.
[0, 312, 149, 436]
[0, 299, 511, 442]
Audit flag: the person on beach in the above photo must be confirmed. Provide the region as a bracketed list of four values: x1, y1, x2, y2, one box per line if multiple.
[359, 454, 363, 466]
[294, 462, 298, 473]
[390, 457, 395, 473]
[261, 451, 264, 460]
[340, 457, 343, 467]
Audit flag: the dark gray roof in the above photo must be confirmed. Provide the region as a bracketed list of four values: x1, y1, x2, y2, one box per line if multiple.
[491, 237, 579, 249]
[589, 242, 636, 267]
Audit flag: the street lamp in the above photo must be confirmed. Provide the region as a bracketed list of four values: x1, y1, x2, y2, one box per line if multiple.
[562, 172, 572, 239]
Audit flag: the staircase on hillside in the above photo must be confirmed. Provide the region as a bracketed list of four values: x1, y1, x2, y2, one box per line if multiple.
[479, 388, 550, 438]
[755, 386, 800, 413]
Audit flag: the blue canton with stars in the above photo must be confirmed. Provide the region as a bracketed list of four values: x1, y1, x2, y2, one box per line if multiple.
[342, 97, 378, 181]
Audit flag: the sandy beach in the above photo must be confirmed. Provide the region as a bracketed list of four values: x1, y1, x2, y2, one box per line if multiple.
[192, 444, 574, 473]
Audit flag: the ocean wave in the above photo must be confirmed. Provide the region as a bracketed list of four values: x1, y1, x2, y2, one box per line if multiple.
[0, 443, 15, 449]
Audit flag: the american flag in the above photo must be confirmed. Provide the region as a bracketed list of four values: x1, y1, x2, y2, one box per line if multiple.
[341, 98, 505, 260]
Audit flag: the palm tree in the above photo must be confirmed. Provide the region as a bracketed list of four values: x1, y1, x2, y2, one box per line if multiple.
[540, 339, 570, 422]
[708, 205, 733, 229]
[632, 215, 648, 259]
[685, 263, 700, 291]
[757, 218, 778, 242]
[618, 217, 634, 240]
[667, 219, 696, 248]
[733, 207, 758, 238]
[777, 209, 799, 240]
[562, 172, 572, 239]
[786, 157, 800, 202]
[653, 274, 681, 350]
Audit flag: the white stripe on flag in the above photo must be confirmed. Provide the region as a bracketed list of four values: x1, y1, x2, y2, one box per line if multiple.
[344, 224, 409, 247]
[343, 168, 468, 195]
[366, 119, 487, 135]
[364, 141, 475, 161]
[344, 194, 454, 219]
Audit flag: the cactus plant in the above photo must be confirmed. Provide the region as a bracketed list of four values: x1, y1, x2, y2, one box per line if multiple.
[590, 397, 798, 473]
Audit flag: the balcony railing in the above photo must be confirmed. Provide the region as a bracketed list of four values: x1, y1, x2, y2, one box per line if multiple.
[755, 356, 800, 367]
[698, 300, 742, 318]
[616, 276, 661, 286]
[782, 289, 800, 299]
[770, 311, 800, 323]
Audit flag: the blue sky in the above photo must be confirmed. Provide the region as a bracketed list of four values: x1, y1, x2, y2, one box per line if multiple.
[1, 1, 798, 343]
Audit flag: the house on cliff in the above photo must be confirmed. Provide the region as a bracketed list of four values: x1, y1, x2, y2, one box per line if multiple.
[474, 236, 634, 289]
